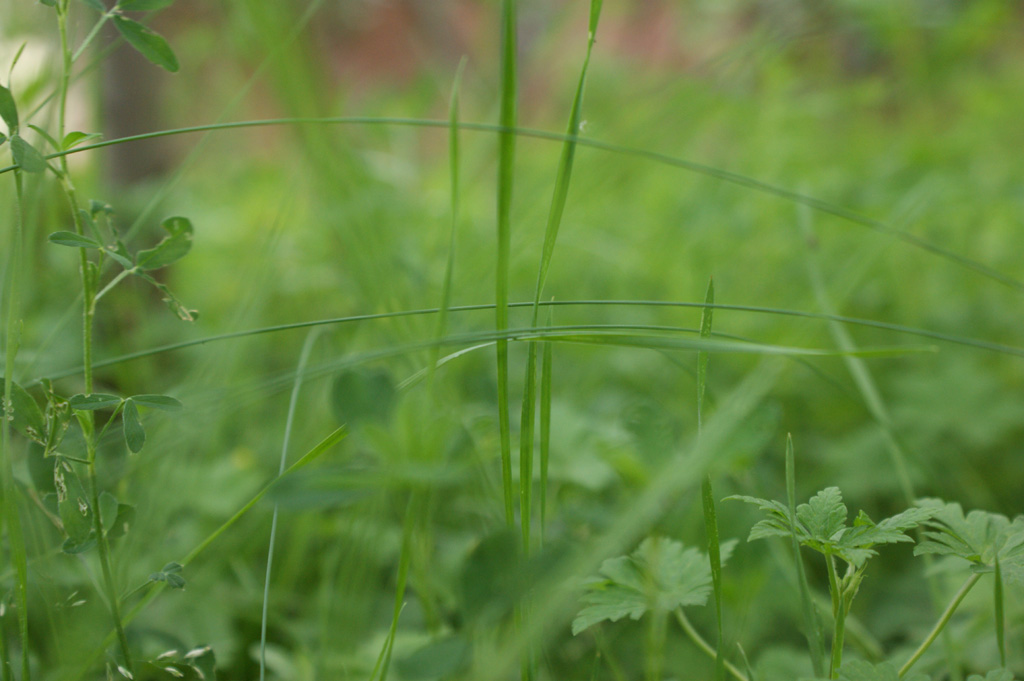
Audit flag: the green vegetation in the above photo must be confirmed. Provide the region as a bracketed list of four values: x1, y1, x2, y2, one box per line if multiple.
[1, 1, 1023, 679]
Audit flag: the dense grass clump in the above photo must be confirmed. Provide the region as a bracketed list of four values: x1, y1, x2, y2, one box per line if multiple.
[1, 1, 1023, 679]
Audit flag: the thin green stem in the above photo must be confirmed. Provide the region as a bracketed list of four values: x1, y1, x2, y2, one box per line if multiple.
[674, 609, 749, 681]
[899, 573, 981, 678]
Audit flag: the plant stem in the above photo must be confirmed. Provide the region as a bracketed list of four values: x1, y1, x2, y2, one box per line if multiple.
[899, 572, 981, 678]
[675, 609, 749, 681]
[57, 3, 133, 672]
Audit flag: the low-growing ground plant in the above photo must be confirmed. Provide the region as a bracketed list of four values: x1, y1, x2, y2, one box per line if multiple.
[2, 1, 1023, 680]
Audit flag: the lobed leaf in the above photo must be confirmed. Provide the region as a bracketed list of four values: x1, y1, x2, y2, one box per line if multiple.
[914, 499, 1024, 583]
[572, 536, 736, 635]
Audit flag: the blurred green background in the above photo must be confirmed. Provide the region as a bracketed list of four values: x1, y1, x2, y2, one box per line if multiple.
[2, 0, 1023, 678]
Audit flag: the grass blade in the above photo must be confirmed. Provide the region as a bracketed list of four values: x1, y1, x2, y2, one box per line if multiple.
[539, 304, 553, 546]
[260, 329, 322, 681]
[697, 277, 714, 433]
[496, 0, 517, 528]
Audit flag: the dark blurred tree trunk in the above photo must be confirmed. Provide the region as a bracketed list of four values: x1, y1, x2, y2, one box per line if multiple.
[100, 17, 173, 186]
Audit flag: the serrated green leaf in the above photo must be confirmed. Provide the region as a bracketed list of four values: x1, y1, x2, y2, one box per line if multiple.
[62, 131, 102, 150]
[914, 500, 1024, 584]
[69, 393, 122, 410]
[112, 16, 179, 72]
[798, 487, 847, 542]
[0, 85, 18, 130]
[130, 394, 182, 411]
[123, 398, 145, 453]
[572, 537, 736, 635]
[118, 0, 175, 9]
[135, 216, 193, 269]
[49, 231, 102, 249]
[11, 134, 48, 173]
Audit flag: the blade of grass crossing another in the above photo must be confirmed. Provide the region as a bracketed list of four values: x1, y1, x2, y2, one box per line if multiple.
[696, 277, 726, 680]
[786, 434, 826, 678]
[521, 1, 602, 555]
[539, 303, 553, 546]
[260, 329, 322, 681]
[495, 0, 517, 528]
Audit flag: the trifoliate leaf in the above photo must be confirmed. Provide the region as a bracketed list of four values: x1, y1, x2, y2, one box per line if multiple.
[572, 536, 736, 635]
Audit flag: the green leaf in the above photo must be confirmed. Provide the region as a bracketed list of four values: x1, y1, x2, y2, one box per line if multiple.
[131, 394, 183, 411]
[148, 562, 186, 589]
[838, 660, 930, 681]
[62, 131, 102, 150]
[49, 231, 102, 249]
[99, 491, 119, 534]
[123, 398, 145, 453]
[2, 379, 46, 441]
[730, 489, 933, 568]
[0, 132, 7, 146]
[11, 134, 48, 173]
[966, 671, 1016, 681]
[118, 0, 175, 9]
[54, 459, 94, 545]
[112, 15, 179, 72]
[69, 393, 122, 410]
[572, 536, 736, 635]
[134, 270, 198, 321]
[914, 500, 1024, 584]
[0, 84, 18, 131]
[108, 503, 135, 539]
[135, 216, 193, 269]
[40, 0, 58, 6]
[80, 0, 107, 11]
